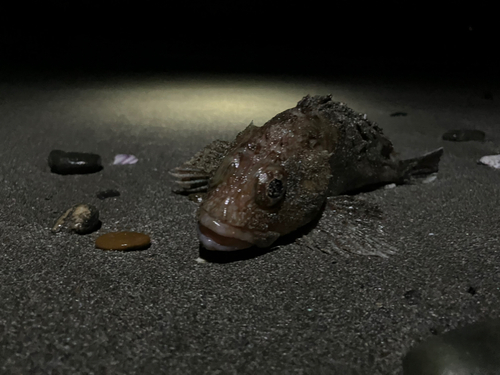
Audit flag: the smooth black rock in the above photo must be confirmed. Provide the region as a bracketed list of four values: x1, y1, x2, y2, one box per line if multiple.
[96, 189, 121, 200]
[442, 129, 486, 142]
[48, 150, 103, 175]
[390, 112, 408, 117]
[403, 319, 500, 375]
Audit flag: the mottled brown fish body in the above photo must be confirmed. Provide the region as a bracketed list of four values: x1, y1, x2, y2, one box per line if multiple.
[171, 95, 443, 251]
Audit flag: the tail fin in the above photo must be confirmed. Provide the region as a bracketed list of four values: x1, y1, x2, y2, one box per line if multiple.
[401, 147, 444, 177]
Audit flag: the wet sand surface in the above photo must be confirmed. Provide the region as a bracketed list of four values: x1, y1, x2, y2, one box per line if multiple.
[1, 72, 500, 374]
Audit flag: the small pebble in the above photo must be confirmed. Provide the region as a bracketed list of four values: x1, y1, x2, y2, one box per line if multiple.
[95, 231, 151, 251]
[48, 150, 103, 175]
[403, 290, 421, 306]
[478, 155, 500, 169]
[52, 204, 100, 234]
[96, 189, 121, 200]
[113, 154, 138, 165]
[442, 129, 485, 142]
[384, 183, 396, 189]
[390, 112, 407, 117]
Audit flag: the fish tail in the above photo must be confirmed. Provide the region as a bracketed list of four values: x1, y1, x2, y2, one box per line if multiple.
[401, 147, 444, 177]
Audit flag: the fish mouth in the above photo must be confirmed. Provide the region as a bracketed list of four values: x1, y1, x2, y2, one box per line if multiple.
[197, 224, 254, 251]
[197, 211, 256, 251]
[198, 208, 283, 251]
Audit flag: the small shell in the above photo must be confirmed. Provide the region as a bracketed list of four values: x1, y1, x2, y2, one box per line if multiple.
[113, 154, 138, 165]
[51, 204, 100, 234]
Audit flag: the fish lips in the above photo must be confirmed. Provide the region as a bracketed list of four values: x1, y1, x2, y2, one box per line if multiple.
[197, 209, 280, 251]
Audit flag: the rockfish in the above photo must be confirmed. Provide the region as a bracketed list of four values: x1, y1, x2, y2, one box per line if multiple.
[170, 95, 443, 252]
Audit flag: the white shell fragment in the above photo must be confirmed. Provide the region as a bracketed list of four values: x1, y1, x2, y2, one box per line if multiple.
[113, 154, 138, 165]
[422, 173, 438, 184]
[478, 155, 500, 169]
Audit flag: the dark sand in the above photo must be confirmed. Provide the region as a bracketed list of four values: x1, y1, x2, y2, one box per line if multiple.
[1, 72, 500, 374]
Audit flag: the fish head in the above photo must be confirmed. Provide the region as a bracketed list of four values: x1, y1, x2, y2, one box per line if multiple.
[197, 130, 332, 251]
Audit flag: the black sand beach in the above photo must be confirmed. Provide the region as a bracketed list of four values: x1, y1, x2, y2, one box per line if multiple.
[1, 70, 500, 374]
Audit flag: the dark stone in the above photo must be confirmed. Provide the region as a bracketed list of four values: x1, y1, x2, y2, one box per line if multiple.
[51, 204, 101, 234]
[403, 290, 421, 305]
[96, 189, 121, 200]
[390, 112, 408, 117]
[403, 319, 500, 375]
[442, 129, 486, 142]
[484, 91, 493, 100]
[468, 286, 477, 295]
[48, 150, 103, 175]
[95, 231, 151, 251]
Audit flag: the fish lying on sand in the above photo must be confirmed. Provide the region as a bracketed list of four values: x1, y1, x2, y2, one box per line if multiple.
[170, 95, 443, 253]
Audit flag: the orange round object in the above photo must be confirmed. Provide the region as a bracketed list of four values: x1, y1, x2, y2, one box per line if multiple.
[95, 231, 151, 251]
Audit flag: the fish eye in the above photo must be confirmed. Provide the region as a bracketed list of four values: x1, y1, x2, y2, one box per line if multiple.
[267, 179, 283, 199]
[255, 169, 286, 208]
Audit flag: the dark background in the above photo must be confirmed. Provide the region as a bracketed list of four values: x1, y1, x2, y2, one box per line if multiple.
[0, 3, 496, 80]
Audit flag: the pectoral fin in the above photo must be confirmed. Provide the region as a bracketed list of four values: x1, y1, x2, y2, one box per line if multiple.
[297, 196, 398, 258]
[169, 139, 232, 195]
[169, 166, 211, 194]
